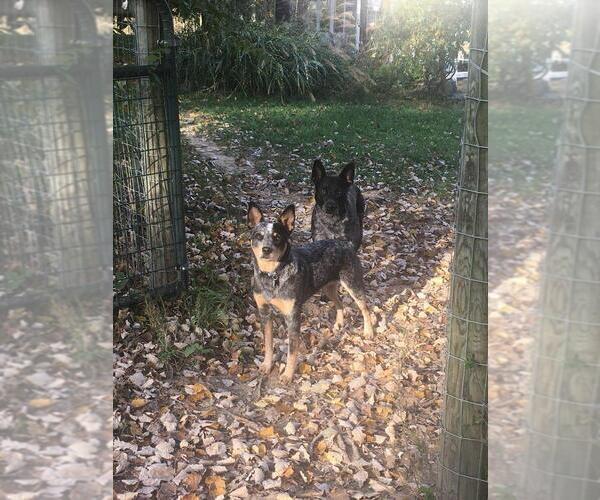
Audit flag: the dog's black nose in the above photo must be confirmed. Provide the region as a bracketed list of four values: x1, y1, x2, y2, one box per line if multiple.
[262, 246, 272, 256]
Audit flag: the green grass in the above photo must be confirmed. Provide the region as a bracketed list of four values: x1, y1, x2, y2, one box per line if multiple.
[490, 102, 562, 165]
[490, 101, 563, 193]
[180, 94, 463, 193]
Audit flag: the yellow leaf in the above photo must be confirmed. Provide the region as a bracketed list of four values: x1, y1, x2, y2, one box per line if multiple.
[29, 398, 54, 409]
[375, 406, 392, 418]
[252, 442, 267, 456]
[315, 439, 328, 455]
[254, 395, 281, 408]
[282, 466, 294, 478]
[258, 426, 277, 439]
[297, 362, 312, 374]
[205, 475, 226, 497]
[324, 451, 343, 465]
[188, 383, 212, 402]
[131, 398, 147, 409]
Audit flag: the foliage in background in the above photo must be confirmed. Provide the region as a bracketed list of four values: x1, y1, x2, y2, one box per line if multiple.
[177, 20, 358, 98]
[489, 0, 573, 97]
[364, 0, 470, 96]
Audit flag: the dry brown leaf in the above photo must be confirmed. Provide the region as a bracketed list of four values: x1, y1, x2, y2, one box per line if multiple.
[131, 398, 147, 409]
[187, 383, 213, 402]
[297, 362, 312, 374]
[184, 472, 201, 490]
[205, 474, 226, 497]
[375, 406, 392, 418]
[258, 426, 277, 439]
[315, 439, 328, 455]
[28, 398, 54, 409]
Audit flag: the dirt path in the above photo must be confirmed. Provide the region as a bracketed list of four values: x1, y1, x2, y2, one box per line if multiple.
[114, 129, 455, 499]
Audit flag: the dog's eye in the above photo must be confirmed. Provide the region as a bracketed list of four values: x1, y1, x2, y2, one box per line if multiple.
[255, 233, 264, 241]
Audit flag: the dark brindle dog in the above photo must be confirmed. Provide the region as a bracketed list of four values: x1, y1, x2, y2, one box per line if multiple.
[247, 202, 373, 383]
[311, 159, 365, 251]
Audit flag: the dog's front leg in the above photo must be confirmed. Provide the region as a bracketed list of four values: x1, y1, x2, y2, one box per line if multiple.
[280, 309, 301, 384]
[254, 293, 273, 374]
[259, 310, 273, 375]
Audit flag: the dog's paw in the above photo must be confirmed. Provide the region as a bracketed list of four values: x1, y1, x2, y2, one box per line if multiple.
[259, 361, 273, 375]
[279, 370, 294, 384]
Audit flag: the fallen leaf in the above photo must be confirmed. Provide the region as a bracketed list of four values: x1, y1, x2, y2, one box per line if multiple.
[185, 383, 213, 402]
[258, 426, 277, 439]
[205, 475, 226, 497]
[183, 472, 201, 490]
[28, 398, 54, 409]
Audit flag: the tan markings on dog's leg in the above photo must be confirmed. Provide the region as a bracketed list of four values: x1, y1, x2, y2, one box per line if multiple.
[252, 247, 280, 273]
[270, 298, 295, 316]
[281, 350, 298, 383]
[324, 282, 344, 331]
[253, 292, 266, 309]
[259, 318, 273, 374]
[340, 281, 374, 338]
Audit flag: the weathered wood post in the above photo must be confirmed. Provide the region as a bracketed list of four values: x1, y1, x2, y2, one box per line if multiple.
[438, 0, 488, 498]
[522, 0, 600, 497]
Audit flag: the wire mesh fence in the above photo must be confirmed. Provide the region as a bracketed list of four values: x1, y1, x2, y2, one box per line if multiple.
[438, 0, 488, 498]
[522, 1, 600, 496]
[0, 0, 111, 309]
[113, 0, 187, 306]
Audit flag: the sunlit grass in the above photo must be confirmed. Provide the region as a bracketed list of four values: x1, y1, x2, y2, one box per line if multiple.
[180, 94, 464, 194]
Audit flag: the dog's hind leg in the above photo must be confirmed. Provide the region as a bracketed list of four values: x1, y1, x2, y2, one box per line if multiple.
[340, 265, 374, 339]
[323, 281, 344, 331]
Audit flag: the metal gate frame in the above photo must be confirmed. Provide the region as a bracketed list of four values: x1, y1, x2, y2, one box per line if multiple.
[0, 0, 111, 310]
[113, 0, 187, 306]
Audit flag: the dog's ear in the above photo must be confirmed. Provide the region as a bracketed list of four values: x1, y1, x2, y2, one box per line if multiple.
[339, 161, 355, 184]
[247, 202, 263, 227]
[312, 159, 326, 184]
[278, 204, 295, 233]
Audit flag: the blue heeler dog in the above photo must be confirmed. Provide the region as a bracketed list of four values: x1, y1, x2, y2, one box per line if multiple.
[310, 159, 365, 251]
[247, 202, 373, 383]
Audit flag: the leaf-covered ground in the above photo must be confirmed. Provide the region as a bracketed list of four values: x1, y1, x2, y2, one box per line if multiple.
[113, 108, 456, 498]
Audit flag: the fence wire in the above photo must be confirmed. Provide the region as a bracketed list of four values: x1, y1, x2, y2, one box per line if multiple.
[522, 1, 600, 497]
[113, 0, 187, 306]
[438, 1, 488, 498]
[0, 0, 110, 308]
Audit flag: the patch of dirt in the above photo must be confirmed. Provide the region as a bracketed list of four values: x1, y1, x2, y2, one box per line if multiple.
[113, 128, 455, 498]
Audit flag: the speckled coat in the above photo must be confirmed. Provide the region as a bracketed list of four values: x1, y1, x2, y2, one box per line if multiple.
[252, 239, 363, 309]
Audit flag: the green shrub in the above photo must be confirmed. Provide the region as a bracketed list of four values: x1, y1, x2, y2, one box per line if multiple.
[177, 21, 357, 98]
[364, 0, 470, 96]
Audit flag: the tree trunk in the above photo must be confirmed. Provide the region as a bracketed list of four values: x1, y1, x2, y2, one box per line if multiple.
[275, 0, 292, 22]
[328, 0, 335, 34]
[359, 0, 368, 46]
[438, 0, 488, 498]
[522, 0, 600, 497]
[316, 0, 322, 31]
